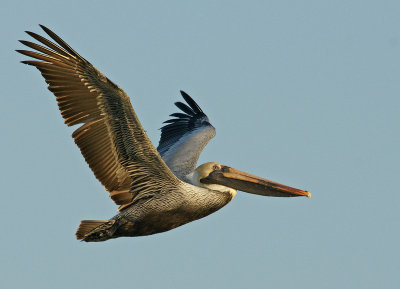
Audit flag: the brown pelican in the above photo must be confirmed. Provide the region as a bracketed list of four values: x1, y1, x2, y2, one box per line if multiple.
[17, 25, 310, 242]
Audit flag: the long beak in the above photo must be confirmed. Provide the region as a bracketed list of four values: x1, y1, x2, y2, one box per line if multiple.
[200, 166, 310, 198]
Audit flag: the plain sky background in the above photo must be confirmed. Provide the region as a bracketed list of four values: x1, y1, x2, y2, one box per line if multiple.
[1, 1, 399, 288]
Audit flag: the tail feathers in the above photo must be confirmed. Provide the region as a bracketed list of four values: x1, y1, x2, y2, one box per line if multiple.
[76, 220, 116, 241]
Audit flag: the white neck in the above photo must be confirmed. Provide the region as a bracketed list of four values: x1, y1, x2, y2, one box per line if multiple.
[185, 171, 237, 199]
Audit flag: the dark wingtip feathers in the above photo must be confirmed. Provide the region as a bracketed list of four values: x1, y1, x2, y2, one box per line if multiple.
[171, 91, 206, 121]
[180, 90, 203, 114]
[39, 24, 51, 34]
[174, 101, 195, 116]
[157, 91, 211, 153]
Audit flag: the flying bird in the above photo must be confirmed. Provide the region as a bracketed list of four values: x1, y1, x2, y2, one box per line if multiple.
[17, 25, 310, 242]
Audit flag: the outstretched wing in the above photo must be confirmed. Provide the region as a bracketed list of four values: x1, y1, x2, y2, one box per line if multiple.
[17, 25, 180, 210]
[157, 91, 216, 180]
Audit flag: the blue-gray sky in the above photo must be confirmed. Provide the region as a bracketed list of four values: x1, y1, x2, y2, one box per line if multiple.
[2, 1, 399, 288]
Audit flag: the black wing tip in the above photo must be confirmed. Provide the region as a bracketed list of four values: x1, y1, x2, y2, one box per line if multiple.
[180, 90, 189, 97]
[160, 92, 208, 130]
[39, 24, 56, 38]
[179, 90, 204, 114]
[174, 101, 183, 107]
[25, 30, 38, 37]
[39, 24, 50, 32]
[179, 90, 192, 104]
[170, 112, 188, 117]
[169, 90, 207, 119]
[174, 101, 195, 116]
[158, 91, 212, 151]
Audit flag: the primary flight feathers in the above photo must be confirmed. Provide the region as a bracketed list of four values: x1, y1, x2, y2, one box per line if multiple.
[18, 25, 180, 212]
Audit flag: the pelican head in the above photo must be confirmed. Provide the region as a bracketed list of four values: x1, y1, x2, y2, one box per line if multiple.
[190, 162, 238, 198]
[192, 162, 310, 198]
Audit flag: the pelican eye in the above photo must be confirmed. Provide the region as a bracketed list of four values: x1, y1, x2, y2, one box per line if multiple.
[212, 164, 221, 171]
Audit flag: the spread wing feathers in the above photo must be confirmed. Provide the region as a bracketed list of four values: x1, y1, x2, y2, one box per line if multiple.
[157, 91, 216, 179]
[17, 25, 180, 210]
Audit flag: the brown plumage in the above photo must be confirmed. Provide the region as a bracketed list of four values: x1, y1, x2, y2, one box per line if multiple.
[18, 26, 310, 242]
[18, 25, 180, 212]
[17, 25, 231, 241]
